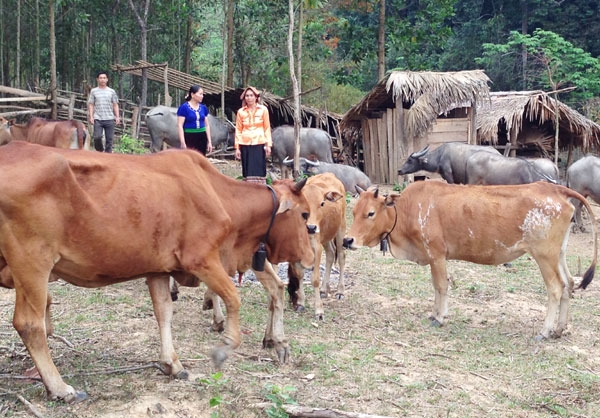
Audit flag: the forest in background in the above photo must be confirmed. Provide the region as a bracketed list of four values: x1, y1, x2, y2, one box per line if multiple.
[0, 0, 599, 119]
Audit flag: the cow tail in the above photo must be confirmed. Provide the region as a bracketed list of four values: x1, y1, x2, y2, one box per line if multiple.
[76, 123, 87, 150]
[569, 188, 598, 289]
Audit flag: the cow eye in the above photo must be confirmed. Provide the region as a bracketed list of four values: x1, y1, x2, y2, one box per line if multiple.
[320, 201, 325, 207]
[367, 211, 375, 218]
[302, 212, 309, 221]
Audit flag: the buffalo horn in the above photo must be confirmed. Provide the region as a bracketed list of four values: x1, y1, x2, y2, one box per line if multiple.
[411, 145, 430, 158]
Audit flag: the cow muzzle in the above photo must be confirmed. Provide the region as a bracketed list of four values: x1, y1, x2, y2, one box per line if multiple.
[343, 237, 355, 249]
[307, 224, 317, 235]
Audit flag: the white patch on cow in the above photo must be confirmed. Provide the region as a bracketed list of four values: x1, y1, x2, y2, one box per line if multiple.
[520, 197, 561, 240]
[418, 202, 434, 258]
[468, 229, 475, 239]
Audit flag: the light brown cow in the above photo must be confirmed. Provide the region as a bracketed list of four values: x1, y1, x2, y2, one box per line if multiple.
[0, 116, 89, 149]
[287, 173, 347, 319]
[0, 141, 313, 403]
[343, 181, 598, 340]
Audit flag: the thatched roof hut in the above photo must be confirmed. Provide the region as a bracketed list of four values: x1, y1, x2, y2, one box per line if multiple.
[340, 70, 492, 184]
[113, 61, 342, 136]
[476, 91, 600, 158]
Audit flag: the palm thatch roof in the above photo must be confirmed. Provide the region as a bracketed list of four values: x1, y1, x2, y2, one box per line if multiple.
[340, 70, 491, 139]
[477, 91, 600, 151]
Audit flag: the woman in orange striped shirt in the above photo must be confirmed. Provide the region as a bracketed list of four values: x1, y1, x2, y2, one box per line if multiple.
[235, 86, 272, 183]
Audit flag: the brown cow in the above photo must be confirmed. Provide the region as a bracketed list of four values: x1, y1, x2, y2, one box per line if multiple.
[287, 173, 347, 319]
[343, 181, 598, 340]
[0, 116, 89, 149]
[0, 141, 313, 403]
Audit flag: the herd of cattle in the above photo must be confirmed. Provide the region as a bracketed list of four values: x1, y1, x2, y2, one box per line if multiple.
[1, 112, 600, 404]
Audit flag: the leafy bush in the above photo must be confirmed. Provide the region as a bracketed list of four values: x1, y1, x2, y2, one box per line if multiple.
[114, 134, 149, 155]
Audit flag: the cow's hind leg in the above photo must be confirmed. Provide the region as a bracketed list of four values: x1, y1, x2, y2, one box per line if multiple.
[146, 275, 187, 379]
[254, 262, 290, 363]
[533, 253, 567, 340]
[287, 262, 306, 312]
[333, 235, 346, 300]
[429, 259, 450, 327]
[202, 288, 225, 332]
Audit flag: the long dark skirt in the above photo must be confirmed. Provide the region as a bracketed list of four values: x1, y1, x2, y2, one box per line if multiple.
[240, 144, 267, 180]
[184, 131, 208, 155]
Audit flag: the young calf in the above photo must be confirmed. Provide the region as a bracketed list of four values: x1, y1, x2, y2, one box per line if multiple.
[288, 173, 347, 320]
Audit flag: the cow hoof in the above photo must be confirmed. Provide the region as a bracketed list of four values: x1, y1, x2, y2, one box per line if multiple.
[202, 298, 214, 311]
[335, 293, 344, 300]
[320, 291, 328, 299]
[64, 391, 88, 404]
[210, 346, 231, 369]
[174, 369, 189, 380]
[262, 338, 275, 349]
[429, 317, 443, 327]
[276, 345, 291, 364]
[294, 305, 306, 313]
[211, 321, 225, 333]
[315, 313, 324, 321]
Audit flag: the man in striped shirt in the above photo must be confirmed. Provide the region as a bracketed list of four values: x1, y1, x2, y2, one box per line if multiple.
[88, 71, 120, 153]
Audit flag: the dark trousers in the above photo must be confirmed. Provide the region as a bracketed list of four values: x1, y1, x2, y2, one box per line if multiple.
[93, 119, 115, 153]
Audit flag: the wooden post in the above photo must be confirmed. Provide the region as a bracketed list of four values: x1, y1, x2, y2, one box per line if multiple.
[68, 94, 75, 119]
[163, 64, 171, 107]
[131, 107, 139, 139]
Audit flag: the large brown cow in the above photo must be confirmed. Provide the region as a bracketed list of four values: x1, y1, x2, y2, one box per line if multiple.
[287, 173, 347, 319]
[0, 141, 313, 403]
[0, 116, 89, 149]
[343, 181, 598, 340]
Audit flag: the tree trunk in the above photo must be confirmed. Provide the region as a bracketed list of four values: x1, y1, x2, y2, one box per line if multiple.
[16, 0, 20, 87]
[128, 0, 151, 108]
[49, 0, 57, 119]
[297, 1, 303, 95]
[377, 0, 385, 81]
[288, 0, 301, 178]
[226, 0, 234, 87]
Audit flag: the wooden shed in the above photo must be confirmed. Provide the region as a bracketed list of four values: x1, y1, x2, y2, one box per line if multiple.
[340, 70, 491, 184]
[476, 91, 600, 163]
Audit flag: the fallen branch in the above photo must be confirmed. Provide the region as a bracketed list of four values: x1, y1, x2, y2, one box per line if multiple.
[17, 394, 45, 418]
[63, 362, 162, 378]
[251, 403, 395, 418]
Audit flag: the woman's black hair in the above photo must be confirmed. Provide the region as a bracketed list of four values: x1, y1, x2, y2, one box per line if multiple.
[185, 85, 202, 101]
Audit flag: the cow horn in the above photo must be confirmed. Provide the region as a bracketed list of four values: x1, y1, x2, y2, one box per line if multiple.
[305, 159, 319, 167]
[282, 157, 294, 167]
[355, 185, 365, 194]
[294, 177, 308, 192]
[374, 186, 379, 198]
[411, 145, 430, 158]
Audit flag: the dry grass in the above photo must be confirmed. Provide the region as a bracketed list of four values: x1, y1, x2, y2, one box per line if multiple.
[1, 163, 600, 418]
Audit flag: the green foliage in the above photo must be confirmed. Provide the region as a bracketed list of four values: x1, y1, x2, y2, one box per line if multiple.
[476, 29, 600, 108]
[197, 372, 230, 417]
[114, 134, 149, 155]
[262, 383, 298, 418]
[393, 182, 407, 192]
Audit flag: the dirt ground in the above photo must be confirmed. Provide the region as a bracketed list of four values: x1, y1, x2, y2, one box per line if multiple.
[1, 161, 600, 417]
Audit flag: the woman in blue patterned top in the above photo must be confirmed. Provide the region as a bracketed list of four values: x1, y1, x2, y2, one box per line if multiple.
[177, 85, 213, 155]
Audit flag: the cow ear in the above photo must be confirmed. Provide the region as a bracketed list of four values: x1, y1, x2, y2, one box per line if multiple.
[324, 191, 343, 202]
[384, 194, 398, 207]
[276, 199, 295, 214]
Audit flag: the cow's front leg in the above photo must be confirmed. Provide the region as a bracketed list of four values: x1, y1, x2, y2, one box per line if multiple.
[429, 260, 449, 326]
[254, 262, 290, 363]
[146, 275, 187, 379]
[13, 275, 86, 403]
[287, 262, 306, 312]
[196, 263, 241, 368]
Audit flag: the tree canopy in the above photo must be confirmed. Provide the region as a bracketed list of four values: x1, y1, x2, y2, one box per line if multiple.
[0, 0, 598, 118]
